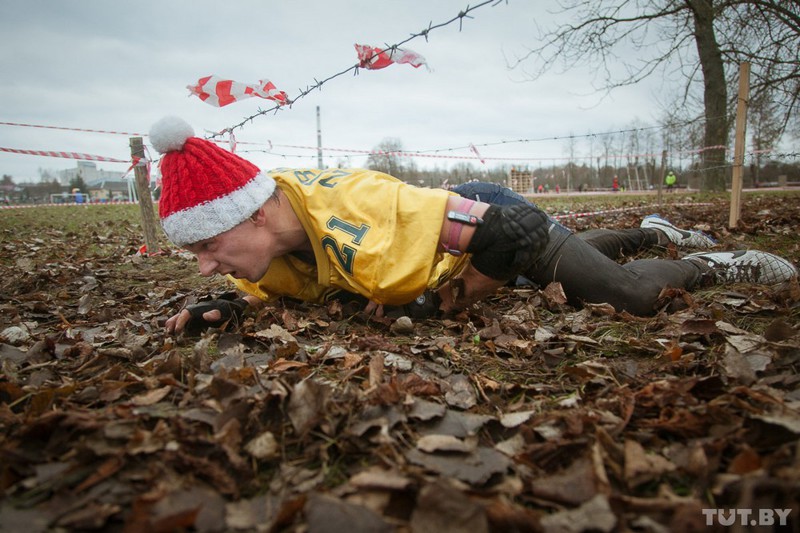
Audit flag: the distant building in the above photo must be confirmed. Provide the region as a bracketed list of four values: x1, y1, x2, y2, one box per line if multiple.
[53, 161, 135, 202]
[87, 177, 132, 202]
[57, 161, 125, 186]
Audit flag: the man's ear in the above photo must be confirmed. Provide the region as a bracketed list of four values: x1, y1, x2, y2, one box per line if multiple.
[250, 204, 269, 226]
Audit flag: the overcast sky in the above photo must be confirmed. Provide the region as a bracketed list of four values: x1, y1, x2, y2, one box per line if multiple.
[0, 1, 669, 181]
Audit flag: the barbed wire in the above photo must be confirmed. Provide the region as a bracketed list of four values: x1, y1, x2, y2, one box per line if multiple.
[213, 0, 507, 138]
[6, 112, 794, 166]
[657, 152, 800, 176]
[0, 116, 717, 155]
[233, 147, 798, 169]
[2, 118, 796, 167]
[418, 115, 719, 155]
[759, 152, 800, 159]
[0, 112, 722, 153]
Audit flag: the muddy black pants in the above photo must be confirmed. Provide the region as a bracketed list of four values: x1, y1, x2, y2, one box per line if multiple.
[453, 182, 704, 315]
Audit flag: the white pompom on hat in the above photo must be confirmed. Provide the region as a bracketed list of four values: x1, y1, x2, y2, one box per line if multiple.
[150, 116, 276, 246]
[149, 116, 195, 154]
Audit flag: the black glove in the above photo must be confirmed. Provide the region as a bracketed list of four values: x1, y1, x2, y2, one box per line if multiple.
[184, 293, 249, 335]
[384, 290, 442, 319]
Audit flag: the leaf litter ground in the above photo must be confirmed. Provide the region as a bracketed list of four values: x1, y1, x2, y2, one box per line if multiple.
[1, 191, 799, 532]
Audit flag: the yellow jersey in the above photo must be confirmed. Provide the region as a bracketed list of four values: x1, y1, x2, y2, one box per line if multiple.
[230, 169, 470, 305]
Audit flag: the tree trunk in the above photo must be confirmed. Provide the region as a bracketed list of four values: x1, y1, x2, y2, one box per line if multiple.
[688, 0, 729, 191]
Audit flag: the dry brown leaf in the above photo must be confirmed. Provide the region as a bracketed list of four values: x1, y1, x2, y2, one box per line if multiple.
[410, 480, 489, 533]
[288, 379, 330, 436]
[305, 493, 393, 533]
[540, 494, 616, 533]
[131, 385, 171, 406]
[530, 456, 603, 506]
[624, 439, 676, 488]
[417, 434, 476, 453]
[269, 358, 309, 373]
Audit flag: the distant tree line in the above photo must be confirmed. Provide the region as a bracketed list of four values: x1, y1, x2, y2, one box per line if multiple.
[359, 137, 800, 192]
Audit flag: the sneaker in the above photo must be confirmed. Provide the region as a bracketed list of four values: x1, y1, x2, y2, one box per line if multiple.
[683, 250, 798, 284]
[641, 214, 717, 249]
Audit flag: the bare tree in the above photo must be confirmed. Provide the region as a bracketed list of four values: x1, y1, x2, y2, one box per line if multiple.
[640, 126, 657, 187]
[624, 121, 645, 190]
[747, 87, 784, 184]
[563, 133, 578, 191]
[366, 138, 417, 181]
[720, 1, 800, 134]
[600, 132, 616, 186]
[509, 0, 800, 191]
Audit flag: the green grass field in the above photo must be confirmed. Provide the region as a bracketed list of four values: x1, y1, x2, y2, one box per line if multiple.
[3, 188, 798, 264]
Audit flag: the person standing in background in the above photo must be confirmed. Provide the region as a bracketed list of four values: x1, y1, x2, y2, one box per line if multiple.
[665, 170, 677, 192]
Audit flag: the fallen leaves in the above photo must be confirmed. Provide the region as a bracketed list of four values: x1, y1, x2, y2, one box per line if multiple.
[1, 197, 799, 531]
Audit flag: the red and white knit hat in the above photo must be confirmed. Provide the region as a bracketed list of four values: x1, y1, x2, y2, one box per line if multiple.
[149, 116, 276, 246]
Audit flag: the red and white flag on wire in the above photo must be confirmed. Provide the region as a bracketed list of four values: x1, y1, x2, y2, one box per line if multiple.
[187, 75, 288, 107]
[354, 44, 428, 70]
[469, 143, 486, 165]
[228, 131, 237, 153]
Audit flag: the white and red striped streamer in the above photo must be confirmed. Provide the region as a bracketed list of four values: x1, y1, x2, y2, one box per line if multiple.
[354, 44, 428, 70]
[187, 75, 288, 107]
[550, 203, 713, 221]
[469, 143, 486, 164]
[0, 146, 128, 163]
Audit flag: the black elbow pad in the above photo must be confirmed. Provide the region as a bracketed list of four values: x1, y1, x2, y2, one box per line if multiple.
[466, 204, 550, 280]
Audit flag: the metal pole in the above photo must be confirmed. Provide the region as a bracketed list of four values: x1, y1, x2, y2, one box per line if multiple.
[316, 106, 323, 169]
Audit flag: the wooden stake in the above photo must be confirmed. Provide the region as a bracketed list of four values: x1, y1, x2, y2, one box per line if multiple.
[129, 137, 160, 254]
[729, 62, 750, 228]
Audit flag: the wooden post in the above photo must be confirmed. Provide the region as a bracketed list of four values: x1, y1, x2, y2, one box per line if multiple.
[129, 137, 160, 254]
[729, 62, 750, 228]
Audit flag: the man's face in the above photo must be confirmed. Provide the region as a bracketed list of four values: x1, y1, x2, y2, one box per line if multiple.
[184, 217, 274, 283]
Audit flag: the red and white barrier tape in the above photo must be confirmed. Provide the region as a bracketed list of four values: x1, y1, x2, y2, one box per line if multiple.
[0, 146, 129, 163]
[0, 201, 138, 209]
[550, 202, 714, 221]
